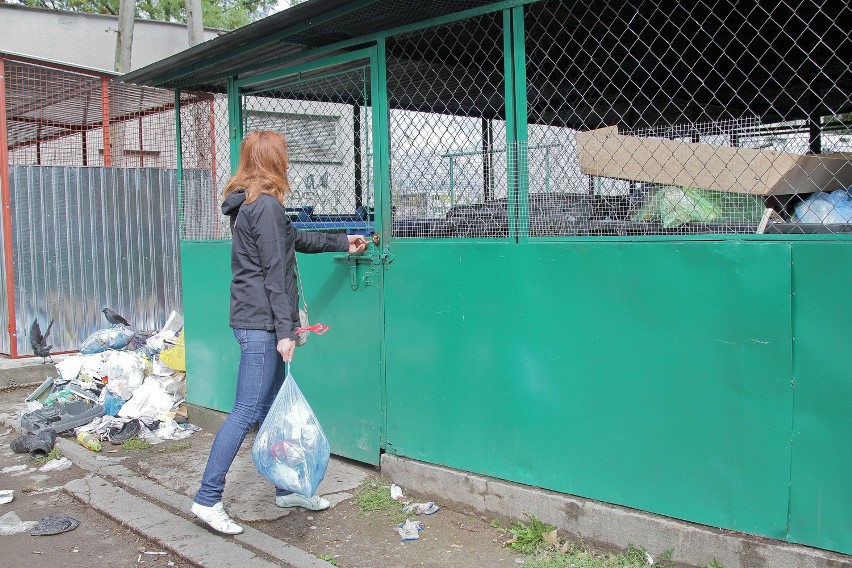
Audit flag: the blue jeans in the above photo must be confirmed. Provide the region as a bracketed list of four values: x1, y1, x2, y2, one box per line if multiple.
[194, 328, 292, 506]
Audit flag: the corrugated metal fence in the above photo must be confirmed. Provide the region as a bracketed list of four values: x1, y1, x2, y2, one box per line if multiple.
[2, 165, 198, 356]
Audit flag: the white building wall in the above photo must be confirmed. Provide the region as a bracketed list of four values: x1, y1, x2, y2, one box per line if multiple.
[0, 4, 224, 72]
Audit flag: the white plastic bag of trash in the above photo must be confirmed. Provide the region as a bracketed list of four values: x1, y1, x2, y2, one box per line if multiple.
[103, 351, 146, 401]
[0, 511, 38, 535]
[390, 484, 404, 501]
[118, 377, 174, 420]
[402, 501, 440, 515]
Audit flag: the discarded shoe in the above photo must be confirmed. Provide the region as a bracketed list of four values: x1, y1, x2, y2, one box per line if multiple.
[10, 428, 56, 458]
[191, 502, 243, 535]
[275, 493, 330, 511]
[108, 420, 140, 445]
[31, 515, 80, 535]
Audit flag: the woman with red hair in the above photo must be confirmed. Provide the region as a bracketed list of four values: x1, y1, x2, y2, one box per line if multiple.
[191, 130, 367, 535]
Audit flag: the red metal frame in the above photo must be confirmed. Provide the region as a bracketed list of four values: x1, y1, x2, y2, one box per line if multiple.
[0, 56, 19, 357]
[101, 77, 111, 166]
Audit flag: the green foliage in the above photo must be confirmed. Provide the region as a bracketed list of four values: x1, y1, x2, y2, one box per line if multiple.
[158, 441, 191, 453]
[506, 515, 555, 554]
[523, 542, 676, 568]
[353, 479, 397, 517]
[31, 447, 62, 466]
[121, 438, 151, 451]
[317, 553, 338, 566]
[706, 560, 725, 568]
[7, 0, 278, 30]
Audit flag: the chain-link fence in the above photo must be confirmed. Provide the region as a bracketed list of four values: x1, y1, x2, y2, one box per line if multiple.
[174, 0, 850, 241]
[387, 12, 509, 238]
[523, 0, 852, 236]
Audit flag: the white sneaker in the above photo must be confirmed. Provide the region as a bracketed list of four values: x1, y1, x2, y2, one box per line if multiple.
[191, 501, 244, 535]
[275, 493, 330, 511]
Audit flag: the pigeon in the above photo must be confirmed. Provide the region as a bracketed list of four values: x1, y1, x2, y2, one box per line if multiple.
[102, 308, 131, 327]
[29, 319, 54, 364]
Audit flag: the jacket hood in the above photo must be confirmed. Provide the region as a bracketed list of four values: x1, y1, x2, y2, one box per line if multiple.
[221, 190, 246, 217]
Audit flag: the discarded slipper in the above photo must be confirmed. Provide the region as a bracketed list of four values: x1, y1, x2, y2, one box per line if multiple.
[108, 420, 140, 445]
[0, 490, 12, 505]
[31, 515, 80, 536]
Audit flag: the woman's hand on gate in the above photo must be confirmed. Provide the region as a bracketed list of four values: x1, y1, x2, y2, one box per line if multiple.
[277, 338, 295, 362]
[347, 235, 368, 254]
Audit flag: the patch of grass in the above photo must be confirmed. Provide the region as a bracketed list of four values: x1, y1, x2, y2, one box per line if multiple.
[706, 560, 724, 568]
[32, 447, 61, 466]
[523, 542, 677, 568]
[353, 479, 398, 517]
[506, 515, 555, 554]
[158, 441, 191, 453]
[121, 438, 151, 451]
[317, 553, 338, 566]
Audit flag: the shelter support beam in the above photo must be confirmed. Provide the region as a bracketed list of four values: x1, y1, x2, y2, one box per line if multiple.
[0, 57, 17, 356]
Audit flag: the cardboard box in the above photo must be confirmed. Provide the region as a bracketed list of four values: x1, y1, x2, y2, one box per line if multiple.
[576, 126, 852, 196]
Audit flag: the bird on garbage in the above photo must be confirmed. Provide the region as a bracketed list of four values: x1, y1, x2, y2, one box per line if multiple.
[29, 319, 54, 364]
[102, 307, 131, 327]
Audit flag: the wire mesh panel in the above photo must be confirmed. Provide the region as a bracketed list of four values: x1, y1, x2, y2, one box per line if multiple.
[387, 12, 509, 239]
[237, 65, 374, 236]
[179, 93, 231, 241]
[523, 0, 852, 236]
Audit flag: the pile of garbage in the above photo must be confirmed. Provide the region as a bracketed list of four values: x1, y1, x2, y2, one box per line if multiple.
[14, 311, 197, 454]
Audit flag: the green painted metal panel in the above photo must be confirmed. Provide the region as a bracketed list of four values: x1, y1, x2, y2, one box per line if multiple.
[288, 252, 383, 465]
[182, 241, 239, 412]
[788, 242, 852, 555]
[384, 240, 793, 538]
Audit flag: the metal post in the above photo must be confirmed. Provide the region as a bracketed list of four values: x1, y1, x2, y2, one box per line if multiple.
[0, 57, 18, 357]
[138, 116, 144, 167]
[115, 0, 135, 73]
[101, 78, 111, 166]
[809, 85, 822, 154]
[449, 156, 455, 207]
[482, 117, 493, 202]
[545, 147, 550, 193]
[354, 103, 363, 208]
[209, 96, 219, 239]
[185, 0, 205, 47]
[175, 89, 184, 235]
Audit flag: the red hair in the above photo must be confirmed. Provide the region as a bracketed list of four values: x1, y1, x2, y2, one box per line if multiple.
[223, 130, 292, 204]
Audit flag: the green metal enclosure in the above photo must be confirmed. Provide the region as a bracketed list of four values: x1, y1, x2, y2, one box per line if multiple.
[122, 0, 852, 556]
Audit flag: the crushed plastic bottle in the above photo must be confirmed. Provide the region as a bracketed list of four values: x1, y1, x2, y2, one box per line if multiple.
[76, 432, 101, 452]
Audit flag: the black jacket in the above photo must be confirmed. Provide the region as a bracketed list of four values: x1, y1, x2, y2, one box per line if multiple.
[221, 190, 349, 341]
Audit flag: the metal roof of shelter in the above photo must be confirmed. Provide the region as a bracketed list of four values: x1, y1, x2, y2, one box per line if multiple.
[1, 51, 201, 151]
[120, 0, 852, 130]
[119, 0, 505, 93]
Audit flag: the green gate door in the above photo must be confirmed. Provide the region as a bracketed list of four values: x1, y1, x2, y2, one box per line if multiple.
[236, 50, 386, 464]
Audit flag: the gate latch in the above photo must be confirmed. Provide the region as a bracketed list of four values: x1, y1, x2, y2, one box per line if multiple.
[334, 253, 380, 290]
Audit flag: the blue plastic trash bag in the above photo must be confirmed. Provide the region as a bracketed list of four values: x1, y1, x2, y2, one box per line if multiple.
[252, 369, 330, 497]
[794, 189, 852, 224]
[79, 328, 135, 354]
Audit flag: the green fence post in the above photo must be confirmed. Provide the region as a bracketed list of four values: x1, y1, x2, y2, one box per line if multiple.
[227, 76, 242, 174]
[512, 4, 529, 242]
